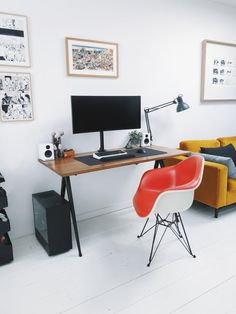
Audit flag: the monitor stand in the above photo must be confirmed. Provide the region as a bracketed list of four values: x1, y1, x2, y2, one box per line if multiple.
[97, 131, 125, 155]
[98, 131, 106, 152]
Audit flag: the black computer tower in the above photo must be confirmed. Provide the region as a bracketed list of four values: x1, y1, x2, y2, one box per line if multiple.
[0, 187, 8, 208]
[0, 209, 13, 266]
[0, 171, 13, 267]
[32, 190, 72, 256]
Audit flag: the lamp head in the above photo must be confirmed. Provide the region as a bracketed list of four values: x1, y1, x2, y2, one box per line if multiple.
[176, 94, 190, 112]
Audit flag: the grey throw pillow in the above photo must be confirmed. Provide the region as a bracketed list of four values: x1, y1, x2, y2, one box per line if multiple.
[191, 152, 236, 179]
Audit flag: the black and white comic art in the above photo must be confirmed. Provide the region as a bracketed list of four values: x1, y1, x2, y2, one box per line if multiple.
[0, 72, 33, 121]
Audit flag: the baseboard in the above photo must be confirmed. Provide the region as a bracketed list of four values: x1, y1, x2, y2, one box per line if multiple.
[76, 202, 133, 222]
[11, 203, 133, 240]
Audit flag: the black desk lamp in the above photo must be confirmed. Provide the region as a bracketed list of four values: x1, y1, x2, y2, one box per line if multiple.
[144, 94, 189, 143]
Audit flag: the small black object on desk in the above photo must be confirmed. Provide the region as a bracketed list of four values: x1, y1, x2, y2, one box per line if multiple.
[136, 148, 146, 154]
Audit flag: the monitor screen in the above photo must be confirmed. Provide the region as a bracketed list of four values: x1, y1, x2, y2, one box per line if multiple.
[71, 96, 141, 134]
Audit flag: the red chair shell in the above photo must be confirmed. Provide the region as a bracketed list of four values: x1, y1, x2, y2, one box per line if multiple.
[133, 156, 204, 218]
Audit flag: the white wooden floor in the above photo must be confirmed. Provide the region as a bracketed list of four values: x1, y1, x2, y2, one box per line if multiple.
[2, 203, 236, 314]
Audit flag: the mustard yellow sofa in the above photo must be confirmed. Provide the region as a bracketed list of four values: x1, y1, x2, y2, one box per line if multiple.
[164, 136, 236, 218]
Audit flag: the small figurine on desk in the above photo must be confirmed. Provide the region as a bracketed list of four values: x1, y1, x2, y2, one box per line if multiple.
[52, 131, 64, 158]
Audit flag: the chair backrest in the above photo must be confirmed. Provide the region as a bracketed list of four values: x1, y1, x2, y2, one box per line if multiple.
[152, 155, 204, 216]
[133, 156, 204, 217]
[174, 155, 204, 190]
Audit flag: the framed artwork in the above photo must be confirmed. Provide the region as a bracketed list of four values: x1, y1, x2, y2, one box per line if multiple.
[201, 40, 236, 101]
[0, 12, 30, 67]
[0, 72, 33, 121]
[66, 37, 118, 78]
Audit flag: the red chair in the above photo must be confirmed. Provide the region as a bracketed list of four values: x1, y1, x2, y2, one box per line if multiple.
[133, 155, 204, 266]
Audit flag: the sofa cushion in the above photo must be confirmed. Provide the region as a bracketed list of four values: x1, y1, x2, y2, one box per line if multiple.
[198, 153, 236, 179]
[200, 144, 236, 165]
[191, 152, 236, 179]
[180, 140, 220, 153]
[217, 136, 236, 149]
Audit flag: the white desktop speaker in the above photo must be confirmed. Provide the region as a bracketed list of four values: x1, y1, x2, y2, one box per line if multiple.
[141, 133, 151, 147]
[38, 143, 54, 161]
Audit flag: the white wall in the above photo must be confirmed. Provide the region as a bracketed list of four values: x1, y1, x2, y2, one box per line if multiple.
[1, 0, 236, 238]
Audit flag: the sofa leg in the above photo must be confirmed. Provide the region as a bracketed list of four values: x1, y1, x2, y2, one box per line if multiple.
[214, 208, 219, 218]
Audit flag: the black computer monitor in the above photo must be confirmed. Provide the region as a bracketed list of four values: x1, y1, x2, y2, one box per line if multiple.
[71, 95, 141, 152]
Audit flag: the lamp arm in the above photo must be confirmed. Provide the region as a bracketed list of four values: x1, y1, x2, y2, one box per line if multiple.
[144, 109, 152, 142]
[144, 100, 177, 143]
[145, 100, 176, 113]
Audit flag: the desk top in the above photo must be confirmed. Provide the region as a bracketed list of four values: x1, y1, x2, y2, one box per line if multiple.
[38, 145, 189, 177]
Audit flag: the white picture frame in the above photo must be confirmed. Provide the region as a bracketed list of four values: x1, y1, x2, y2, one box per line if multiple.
[0, 72, 33, 121]
[0, 12, 30, 67]
[201, 40, 236, 101]
[66, 37, 118, 78]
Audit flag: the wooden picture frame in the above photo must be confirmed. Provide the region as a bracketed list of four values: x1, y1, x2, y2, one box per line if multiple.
[0, 12, 30, 67]
[0, 72, 33, 121]
[65, 37, 118, 78]
[201, 40, 236, 101]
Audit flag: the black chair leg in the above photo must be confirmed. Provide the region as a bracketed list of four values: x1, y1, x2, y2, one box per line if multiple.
[177, 213, 196, 258]
[137, 218, 149, 238]
[174, 213, 182, 238]
[214, 208, 219, 218]
[147, 215, 169, 267]
[147, 216, 159, 267]
[138, 213, 196, 266]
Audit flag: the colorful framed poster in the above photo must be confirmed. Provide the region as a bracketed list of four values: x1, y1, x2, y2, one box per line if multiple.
[0, 12, 30, 67]
[201, 40, 236, 101]
[66, 37, 118, 78]
[0, 72, 33, 121]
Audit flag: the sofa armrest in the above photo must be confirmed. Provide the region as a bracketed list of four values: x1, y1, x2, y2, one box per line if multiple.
[196, 160, 228, 208]
[164, 156, 228, 208]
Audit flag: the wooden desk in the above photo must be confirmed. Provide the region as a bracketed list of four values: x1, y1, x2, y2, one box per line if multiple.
[39, 145, 189, 256]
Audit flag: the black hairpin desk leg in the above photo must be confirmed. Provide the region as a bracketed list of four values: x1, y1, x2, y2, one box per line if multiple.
[154, 160, 165, 169]
[61, 177, 66, 198]
[61, 176, 82, 257]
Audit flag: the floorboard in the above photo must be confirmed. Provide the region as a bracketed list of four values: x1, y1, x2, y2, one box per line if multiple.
[1, 204, 236, 314]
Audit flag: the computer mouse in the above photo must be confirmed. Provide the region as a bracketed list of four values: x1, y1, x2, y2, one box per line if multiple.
[136, 148, 146, 154]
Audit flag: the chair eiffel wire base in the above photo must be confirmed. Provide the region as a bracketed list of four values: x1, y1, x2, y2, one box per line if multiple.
[137, 212, 196, 267]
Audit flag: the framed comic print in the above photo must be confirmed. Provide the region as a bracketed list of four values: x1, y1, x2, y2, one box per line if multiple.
[0, 72, 33, 121]
[201, 40, 236, 101]
[66, 37, 118, 78]
[0, 12, 30, 67]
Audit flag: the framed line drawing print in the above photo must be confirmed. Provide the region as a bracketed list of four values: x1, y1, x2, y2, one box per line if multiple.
[0, 12, 30, 67]
[0, 72, 33, 121]
[201, 40, 236, 101]
[66, 37, 118, 78]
